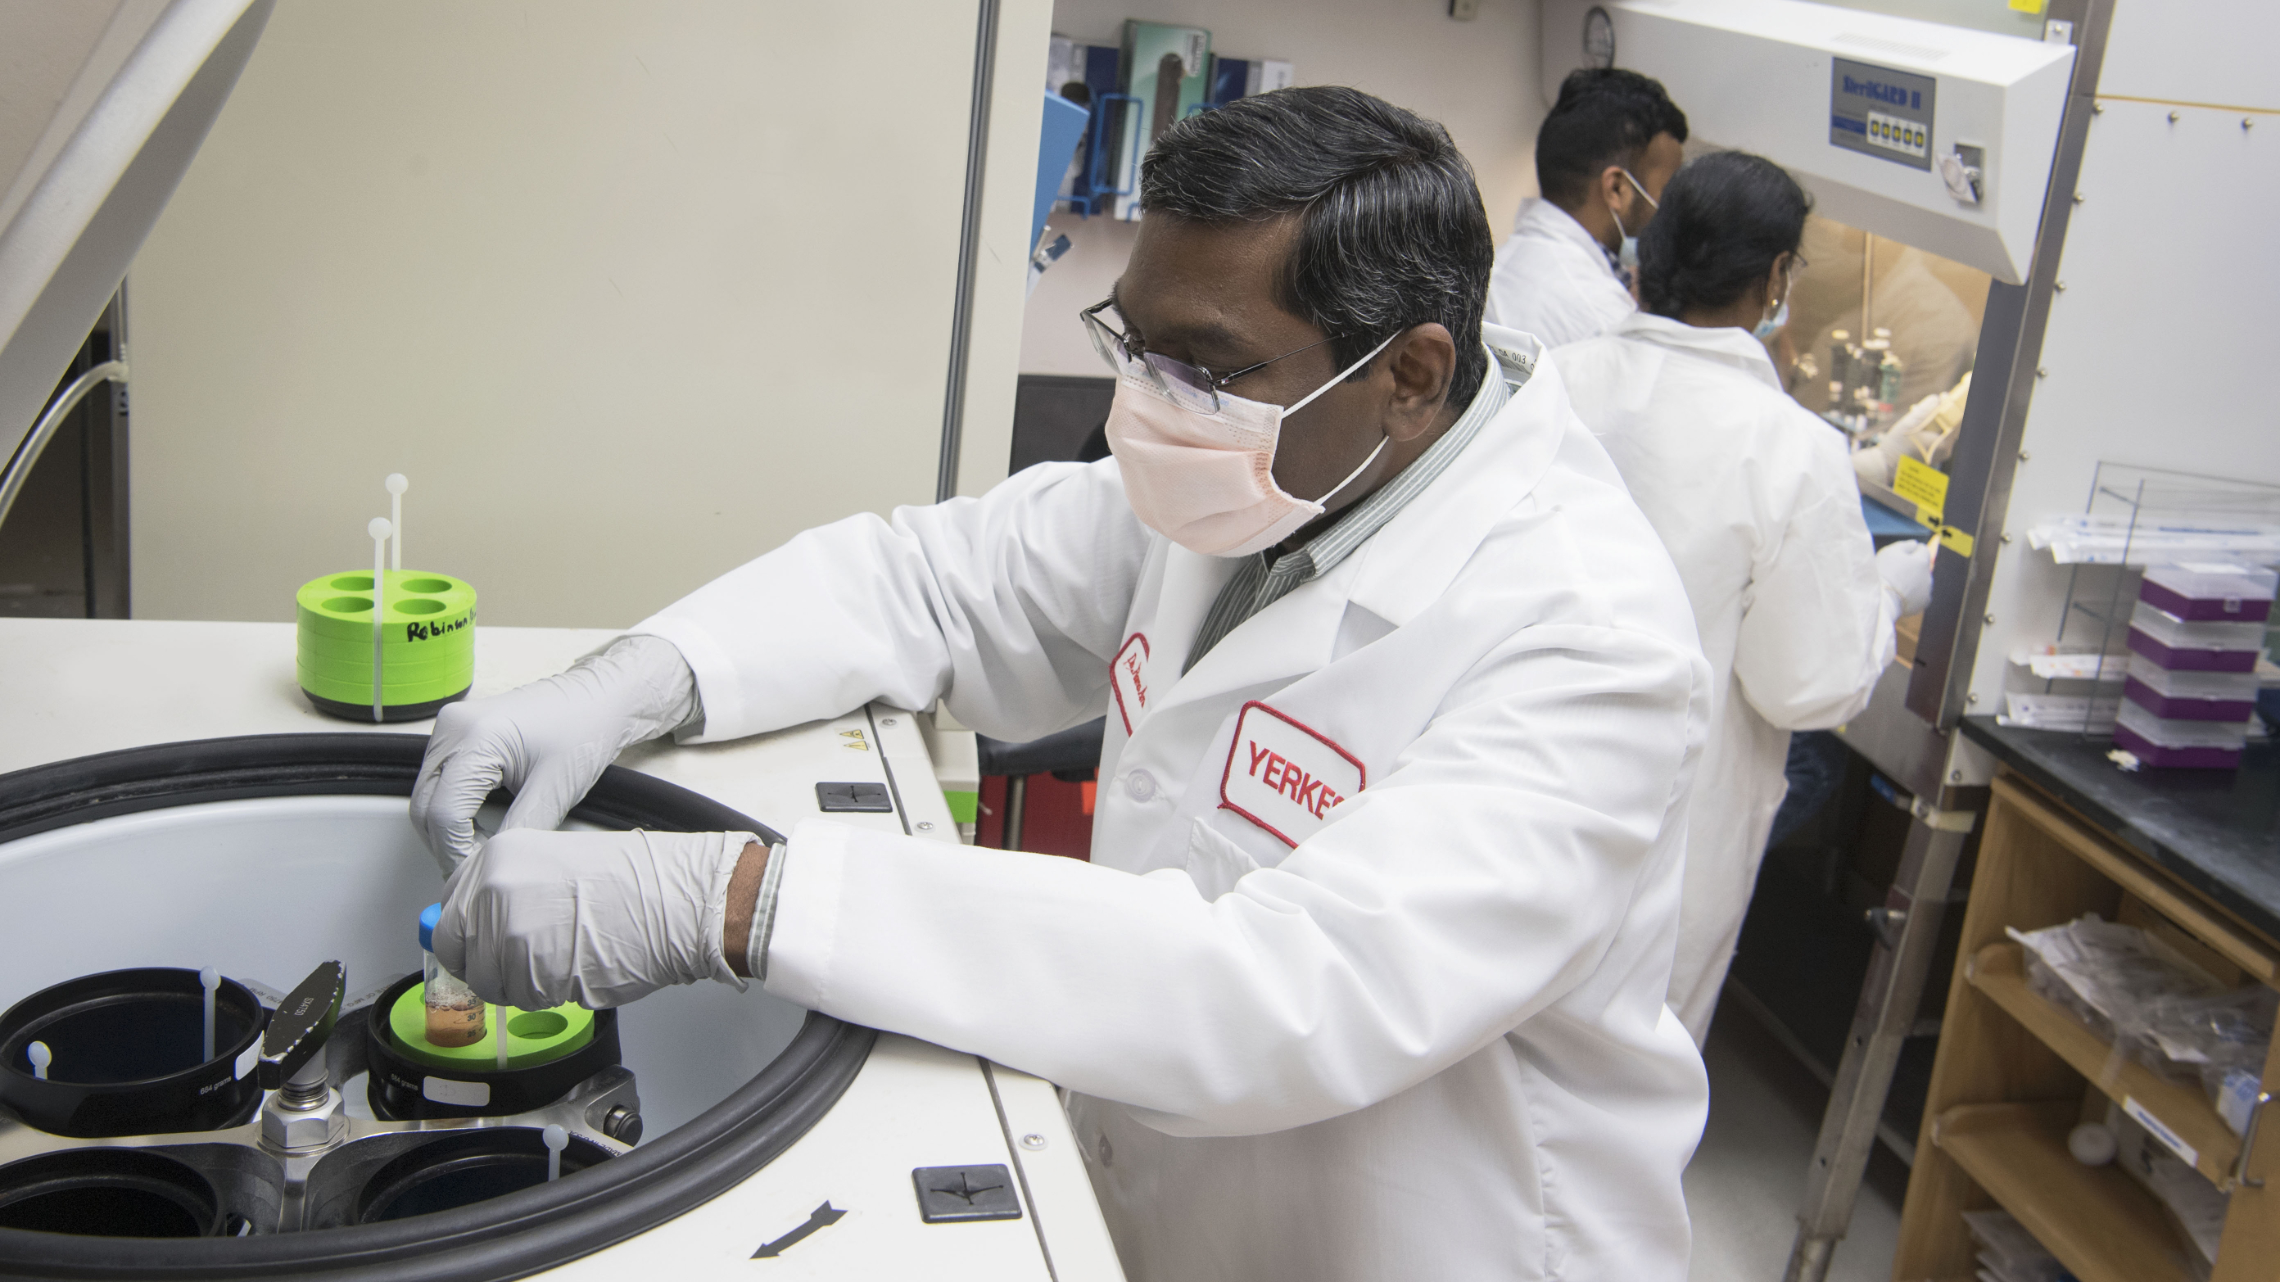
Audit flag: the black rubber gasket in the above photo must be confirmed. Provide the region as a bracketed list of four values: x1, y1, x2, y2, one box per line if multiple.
[0, 733, 876, 1281]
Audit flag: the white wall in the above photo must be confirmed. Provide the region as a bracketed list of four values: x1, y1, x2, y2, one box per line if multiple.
[128, 0, 1035, 627]
[1965, 85, 2280, 711]
[1020, 0, 1544, 377]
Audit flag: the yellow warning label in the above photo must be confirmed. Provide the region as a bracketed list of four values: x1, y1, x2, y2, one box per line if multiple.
[1893, 457, 1949, 527]
[2008, 0, 2045, 13]
[1938, 524, 1976, 558]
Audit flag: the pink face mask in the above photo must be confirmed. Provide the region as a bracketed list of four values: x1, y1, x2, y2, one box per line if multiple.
[1106, 334, 1395, 558]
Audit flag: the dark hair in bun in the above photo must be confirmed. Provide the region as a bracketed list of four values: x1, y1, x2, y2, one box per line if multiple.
[1638, 150, 1810, 319]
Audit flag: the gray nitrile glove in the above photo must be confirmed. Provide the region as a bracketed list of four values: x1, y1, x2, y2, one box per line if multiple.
[410, 635, 699, 873]
[435, 827, 754, 1009]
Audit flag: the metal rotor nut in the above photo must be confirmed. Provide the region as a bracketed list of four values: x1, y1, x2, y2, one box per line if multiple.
[261, 1092, 346, 1151]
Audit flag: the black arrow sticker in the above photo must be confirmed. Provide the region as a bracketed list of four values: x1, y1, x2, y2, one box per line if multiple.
[752, 1201, 846, 1259]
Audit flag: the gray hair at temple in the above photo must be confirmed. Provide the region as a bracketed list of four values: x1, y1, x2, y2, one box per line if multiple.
[1140, 85, 1495, 407]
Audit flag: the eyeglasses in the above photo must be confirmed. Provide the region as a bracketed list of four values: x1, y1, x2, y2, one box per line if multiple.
[1081, 298, 1347, 414]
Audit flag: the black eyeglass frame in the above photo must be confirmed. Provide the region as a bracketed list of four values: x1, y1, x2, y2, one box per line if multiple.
[1081, 298, 1353, 412]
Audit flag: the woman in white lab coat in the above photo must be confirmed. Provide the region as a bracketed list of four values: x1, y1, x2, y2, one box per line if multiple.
[416, 90, 1714, 1281]
[1554, 151, 1931, 1043]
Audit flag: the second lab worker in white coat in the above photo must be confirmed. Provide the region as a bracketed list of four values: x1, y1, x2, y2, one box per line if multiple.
[416, 90, 1713, 1281]
[1554, 151, 1934, 1042]
[1485, 68, 1687, 346]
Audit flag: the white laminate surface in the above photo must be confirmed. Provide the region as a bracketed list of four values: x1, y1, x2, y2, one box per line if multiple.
[0, 618, 952, 842]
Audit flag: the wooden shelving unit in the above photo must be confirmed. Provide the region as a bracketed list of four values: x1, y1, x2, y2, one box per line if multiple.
[1965, 941, 2241, 1185]
[1931, 1100, 2192, 1282]
[1893, 774, 2280, 1282]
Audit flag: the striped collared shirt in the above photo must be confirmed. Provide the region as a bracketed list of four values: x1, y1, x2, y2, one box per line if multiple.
[1184, 352, 1517, 673]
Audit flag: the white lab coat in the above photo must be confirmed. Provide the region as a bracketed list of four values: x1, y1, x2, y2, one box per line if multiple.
[632, 333, 1713, 1282]
[1553, 313, 1895, 1042]
[1485, 198, 1637, 347]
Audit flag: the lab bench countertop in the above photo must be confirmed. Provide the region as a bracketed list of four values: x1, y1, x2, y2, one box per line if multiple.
[1960, 716, 2280, 944]
[0, 617, 955, 845]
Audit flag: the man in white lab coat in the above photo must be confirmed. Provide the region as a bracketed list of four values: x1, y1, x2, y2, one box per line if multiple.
[416, 88, 1713, 1281]
[1486, 68, 1687, 346]
[1554, 151, 1934, 1042]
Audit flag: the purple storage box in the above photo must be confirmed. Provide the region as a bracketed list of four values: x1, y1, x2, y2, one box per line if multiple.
[2121, 677, 2258, 721]
[2126, 600, 2265, 673]
[2127, 627, 2263, 673]
[2138, 562, 2276, 623]
[2122, 656, 2261, 721]
[2113, 723, 2243, 770]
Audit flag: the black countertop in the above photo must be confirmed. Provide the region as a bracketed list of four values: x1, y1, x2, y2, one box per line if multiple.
[1961, 717, 2280, 944]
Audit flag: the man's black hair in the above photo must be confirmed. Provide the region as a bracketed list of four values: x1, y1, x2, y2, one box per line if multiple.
[1139, 85, 1493, 406]
[1637, 150, 1811, 319]
[1535, 68, 1688, 209]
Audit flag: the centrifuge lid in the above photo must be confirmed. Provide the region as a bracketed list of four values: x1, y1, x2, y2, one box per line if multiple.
[0, 0, 271, 472]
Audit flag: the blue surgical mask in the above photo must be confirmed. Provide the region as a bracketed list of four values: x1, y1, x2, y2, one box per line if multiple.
[1753, 299, 1790, 341]
[1752, 264, 1797, 340]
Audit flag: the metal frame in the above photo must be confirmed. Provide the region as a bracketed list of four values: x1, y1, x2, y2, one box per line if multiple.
[1905, 0, 2116, 730]
[0, 290, 131, 618]
[83, 289, 131, 619]
[1782, 781, 1979, 1281]
[936, 0, 1003, 504]
[1784, 9, 2116, 1276]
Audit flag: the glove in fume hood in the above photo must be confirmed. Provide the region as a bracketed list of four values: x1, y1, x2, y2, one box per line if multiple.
[0, 0, 271, 467]
[1540, 0, 2074, 283]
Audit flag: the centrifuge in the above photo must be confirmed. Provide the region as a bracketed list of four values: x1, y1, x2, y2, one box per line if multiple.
[0, 618, 1124, 1279]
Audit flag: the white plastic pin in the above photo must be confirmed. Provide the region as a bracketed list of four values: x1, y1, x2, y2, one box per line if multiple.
[201, 967, 220, 1062]
[543, 1124, 569, 1181]
[384, 474, 408, 571]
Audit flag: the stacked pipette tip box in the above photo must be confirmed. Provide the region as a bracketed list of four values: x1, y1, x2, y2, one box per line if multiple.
[2111, 562, 2276, 769]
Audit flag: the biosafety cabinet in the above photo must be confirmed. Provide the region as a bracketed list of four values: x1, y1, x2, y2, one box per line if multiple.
[1543, 2, 2277, 1279]
[0, 1, 1120, 1277]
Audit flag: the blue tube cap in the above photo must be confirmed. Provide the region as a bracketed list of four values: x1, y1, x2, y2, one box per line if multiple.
[418, 902, 443, 953]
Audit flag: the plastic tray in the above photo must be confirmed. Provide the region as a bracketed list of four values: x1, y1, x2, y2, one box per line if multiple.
[2139, 561, 2276, 623]
[2126, 600, 2264, 673]
[2122, 655, 2261, 722]
[2114, 699, 2249, 768]
[2113, 723, 2243, 769]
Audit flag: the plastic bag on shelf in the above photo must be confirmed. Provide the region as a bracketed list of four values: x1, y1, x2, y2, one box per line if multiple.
[2114, 1125, 2226, 1279]
[2007, 915, 2224, 1074]
[1961, 1208, 2075, 1282]
[2145, 984, 2276, 1134]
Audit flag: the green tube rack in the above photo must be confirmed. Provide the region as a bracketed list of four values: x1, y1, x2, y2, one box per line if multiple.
[384, 985, 594, 1071]
[295, 570, 476, 722]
